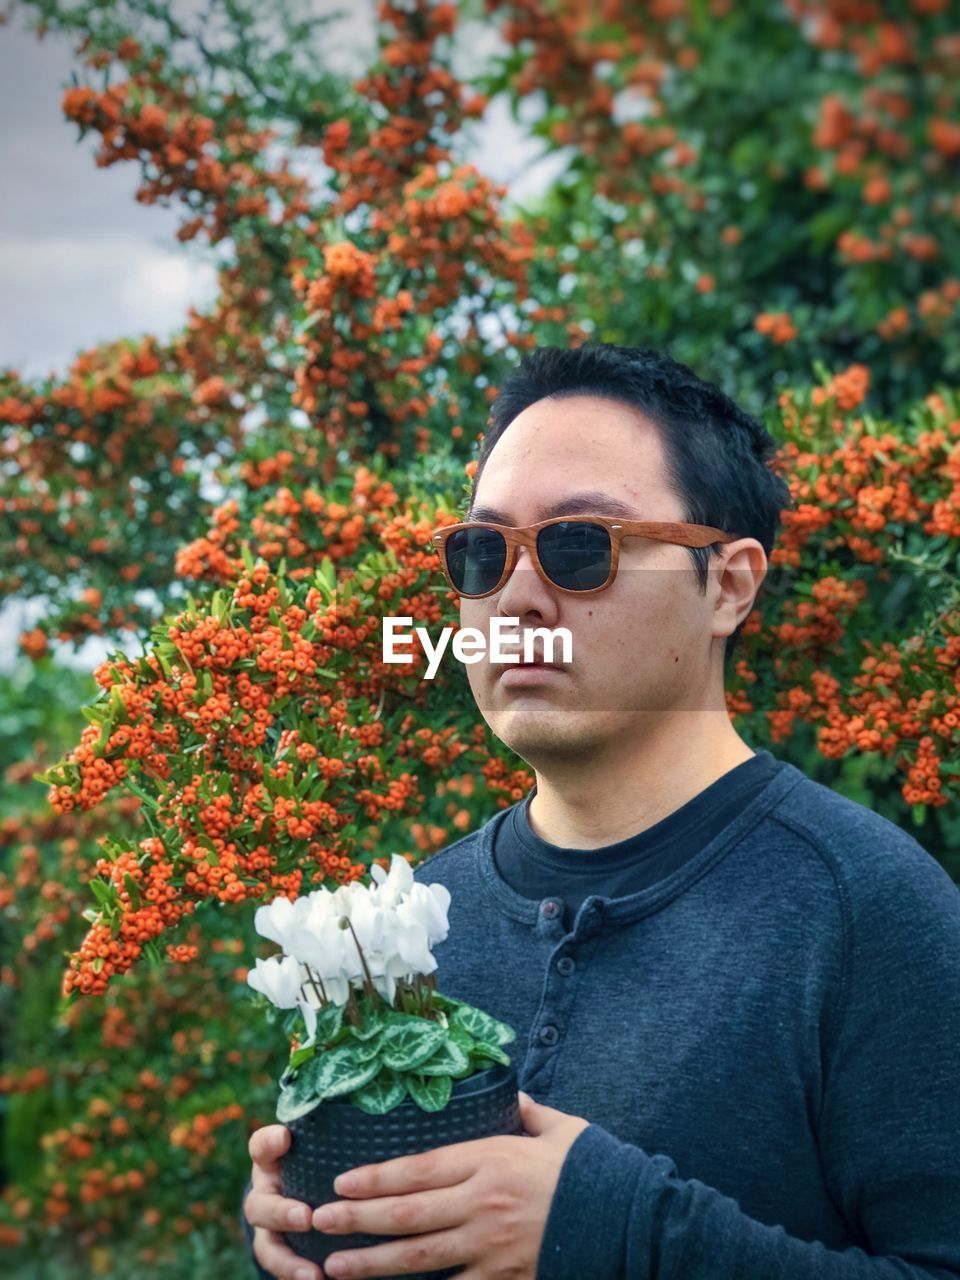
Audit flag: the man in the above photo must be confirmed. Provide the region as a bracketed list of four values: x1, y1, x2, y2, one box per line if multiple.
[243, 343, 960, 1279]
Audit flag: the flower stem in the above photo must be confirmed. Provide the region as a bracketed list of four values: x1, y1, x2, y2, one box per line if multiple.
[345, 986, 361, 1029]
[343, 918, 380, 1009]
[302, 964, 327, 1009]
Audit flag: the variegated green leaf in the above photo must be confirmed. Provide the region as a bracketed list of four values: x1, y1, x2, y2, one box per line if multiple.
[405, 1073, 452, 1113]
[276, 1069, 323, 1123]
[450, 1003, 516, 1047]
[381, 1014, 447, 1072]
[307, 1044, 381, 1101]
[417, 1037, 472, 1078]
[470, 1040, 511, 1067]
[348, 1070, 408, 1116]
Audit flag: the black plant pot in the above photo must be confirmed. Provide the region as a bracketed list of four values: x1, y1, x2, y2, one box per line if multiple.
[280, 1060, 523, 1279]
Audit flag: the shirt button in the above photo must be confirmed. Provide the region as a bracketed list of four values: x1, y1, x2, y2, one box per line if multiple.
[539, 1024, 559, 1046]
[540, 899, 561, 919]
[556, 956, 575, 976]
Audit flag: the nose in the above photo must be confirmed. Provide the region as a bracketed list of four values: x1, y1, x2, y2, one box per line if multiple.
[496, 543, 553, 615]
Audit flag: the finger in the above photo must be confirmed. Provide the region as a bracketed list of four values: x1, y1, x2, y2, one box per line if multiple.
[247, 1124, 321, 1242]
[313, 1183, 468, 1238]
[517, 1090, 553, 1136]
[246, 1184, 316, 1235]
[323, 1226, 465, 1279]
[250, 1122, 293, 1183]
[334, 1137, 491, 1199]
[253, 1224, 327, 1280]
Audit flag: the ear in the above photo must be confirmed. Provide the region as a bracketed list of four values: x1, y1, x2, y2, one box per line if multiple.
[714, 538, 767, 638]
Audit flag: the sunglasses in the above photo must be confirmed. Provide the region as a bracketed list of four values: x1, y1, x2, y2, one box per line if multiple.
[430, 515, 738, 599]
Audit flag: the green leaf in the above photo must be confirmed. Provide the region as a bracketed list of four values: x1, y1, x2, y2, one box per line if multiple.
[89, 878, 116, 909]
[447, 1026, 475, 1055]
[470, 1041, 511, 1067]
[312, 1001, 345, 1045]
[294, 761, 318, 797]
[123, 777, 159, 811]
[282, 1007, 303, 1038]
[348, 1070, 408, 1115]
[304, 1045, 381, 1101]
[350, 1007, 386, 1042]
[806, 208, 849, 254]
[288, 1043, 316, 1072]
[405, 1073, 452, 1113]
[417, 1037, 472, 1078]
[123, 873, 141, 909]
[428, 992, 463, 1014]
[381, 1014, 448, 1072]
[344, 1034, 383, 1064]
[277, 1073, 324, 1123]
[449, 1003, 516, 1047]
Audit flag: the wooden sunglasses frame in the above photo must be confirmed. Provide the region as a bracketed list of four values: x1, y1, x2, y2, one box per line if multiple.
[430, 515, 739, 599]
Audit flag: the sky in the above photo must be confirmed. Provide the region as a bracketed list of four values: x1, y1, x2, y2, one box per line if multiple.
[0, 1, 564, 673]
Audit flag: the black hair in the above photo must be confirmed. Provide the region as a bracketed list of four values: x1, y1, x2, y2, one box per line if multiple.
[469, 342, 793, 668]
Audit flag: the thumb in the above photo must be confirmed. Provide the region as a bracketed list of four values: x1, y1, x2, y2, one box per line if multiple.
[517, 1090, 563, 1137]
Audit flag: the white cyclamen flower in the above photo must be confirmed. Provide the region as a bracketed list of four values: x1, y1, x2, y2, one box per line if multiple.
[253, 895, 301, 949]
[368, 853, 415, 907]
[246, 953, 336, 1041]
[246, 953, 303, 1008]
[346, 895, 424, 1005]
[286, 908, 354, 1006]
[392, 920, 438, 979]
[295, 965, 330, 1041]
[330, 879, 369, 916]
[252, 857, 452, 1014]
[395, 881, 451, 947]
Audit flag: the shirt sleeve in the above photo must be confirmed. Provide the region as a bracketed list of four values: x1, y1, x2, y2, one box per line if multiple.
[536, 847, 960, 1279]
[241, 1178, 279, 1280]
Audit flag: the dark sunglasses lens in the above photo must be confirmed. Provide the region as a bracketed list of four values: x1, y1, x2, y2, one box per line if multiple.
[445, 527, 507, 595]
[537, 521, 612, 590]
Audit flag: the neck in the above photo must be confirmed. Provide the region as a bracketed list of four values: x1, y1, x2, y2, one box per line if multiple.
[525, 713, 757, 850]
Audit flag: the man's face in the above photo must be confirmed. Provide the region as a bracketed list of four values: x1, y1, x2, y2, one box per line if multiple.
[458, 393, 742, 769]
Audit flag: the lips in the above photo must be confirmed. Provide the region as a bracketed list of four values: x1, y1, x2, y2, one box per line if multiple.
[504, 654, 567, 670]
[496, 632, 570, 680]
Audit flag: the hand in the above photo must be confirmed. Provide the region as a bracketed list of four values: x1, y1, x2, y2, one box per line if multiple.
[246, 1122, 327, 1280]
[311, 1091, 590, 1279]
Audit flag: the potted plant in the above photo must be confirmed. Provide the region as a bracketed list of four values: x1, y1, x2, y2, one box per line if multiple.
[246, 853, 523, 1277]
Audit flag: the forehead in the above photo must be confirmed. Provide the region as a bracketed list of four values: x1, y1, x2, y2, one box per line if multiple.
[472, 394, 674, 518]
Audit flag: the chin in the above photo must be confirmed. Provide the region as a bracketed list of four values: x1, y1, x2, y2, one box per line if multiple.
[492, 712, 609, 763]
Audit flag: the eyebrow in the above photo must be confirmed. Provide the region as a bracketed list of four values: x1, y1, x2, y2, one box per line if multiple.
[466, 490, 640, 524]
